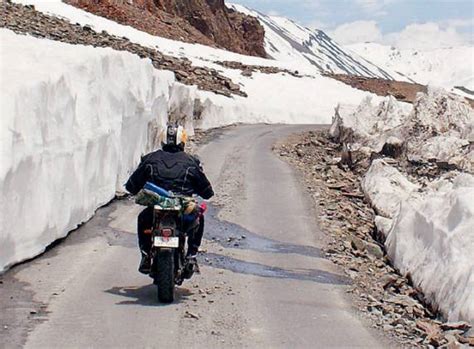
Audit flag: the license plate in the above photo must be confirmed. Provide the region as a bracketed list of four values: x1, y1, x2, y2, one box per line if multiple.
[154, 236, 179, 248]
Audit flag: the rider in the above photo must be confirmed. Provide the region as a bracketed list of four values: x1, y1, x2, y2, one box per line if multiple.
[125, 124, 214, 274]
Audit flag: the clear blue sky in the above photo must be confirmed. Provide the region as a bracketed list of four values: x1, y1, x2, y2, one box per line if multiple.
[230, 0, 473, 40]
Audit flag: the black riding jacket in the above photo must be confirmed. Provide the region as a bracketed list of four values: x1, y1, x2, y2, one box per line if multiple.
[125, 146, 214, 199]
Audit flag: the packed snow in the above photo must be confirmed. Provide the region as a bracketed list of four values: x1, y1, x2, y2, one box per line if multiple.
[347, 42, 474, 96]
[0, 29, 186, 272]
[361, 159, 420, 219]
[331, 88, 474, 323]
[387, 173, 474, 323]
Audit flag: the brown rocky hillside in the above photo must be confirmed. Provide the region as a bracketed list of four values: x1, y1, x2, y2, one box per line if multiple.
[66, 0, 266, 57]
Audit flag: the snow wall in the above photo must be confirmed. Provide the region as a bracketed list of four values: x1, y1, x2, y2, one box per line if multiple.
[346, 90, 474, 324]
[387, 173, 474, 324]
[363, 161, 474, 324]
[0, 30, 192, 272]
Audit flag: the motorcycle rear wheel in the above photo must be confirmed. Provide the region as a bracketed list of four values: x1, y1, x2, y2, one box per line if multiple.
[154, 249, 175, 303]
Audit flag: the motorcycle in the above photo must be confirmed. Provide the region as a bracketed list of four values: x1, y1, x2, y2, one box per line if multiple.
[136, 182, 205, 303]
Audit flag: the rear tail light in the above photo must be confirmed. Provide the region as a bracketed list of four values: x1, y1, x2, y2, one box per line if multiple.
[199, 202, 208, 214]
[161, 228, 173, 237]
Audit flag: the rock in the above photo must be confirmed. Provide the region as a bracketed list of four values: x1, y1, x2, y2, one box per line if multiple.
[386, 294, 419, 308]
[381, 136, 404, 158]
[225, 81, 240, 91]
[417, 320, 441, 336]
[350, 237, 383, 259]
[184, 311, 200, 320]
[365, 241, 384, 259]
[175, 70, 190, 79]
[68, 0, 266, 57]
[380, 274, 398, 289]
[345, 269, 359, 279]
[350, 237, 366, 251]
[440, 321, 471, 332]
[456, 335, 474, 346]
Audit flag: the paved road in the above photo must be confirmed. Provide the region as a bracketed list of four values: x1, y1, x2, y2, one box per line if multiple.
[1, 125, 386, 348]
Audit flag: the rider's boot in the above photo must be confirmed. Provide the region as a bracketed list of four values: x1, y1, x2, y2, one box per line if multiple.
[138, 251, 151, 274]
[183, 248, 200, 279]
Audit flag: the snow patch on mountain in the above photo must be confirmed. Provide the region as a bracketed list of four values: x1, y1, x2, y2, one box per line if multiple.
[346, 42, 474, 96]
[229, 3, 401, 80]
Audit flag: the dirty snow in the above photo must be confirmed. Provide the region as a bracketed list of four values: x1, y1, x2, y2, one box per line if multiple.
[332, 87, 474, 323]
[331, 88, 474, 172]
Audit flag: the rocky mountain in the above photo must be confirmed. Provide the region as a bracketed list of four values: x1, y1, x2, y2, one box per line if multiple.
[66, 0, 266, 57]
[229, 3, 397, 79]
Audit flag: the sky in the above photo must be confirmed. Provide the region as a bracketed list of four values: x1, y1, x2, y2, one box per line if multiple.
[230, 0, 474, 49]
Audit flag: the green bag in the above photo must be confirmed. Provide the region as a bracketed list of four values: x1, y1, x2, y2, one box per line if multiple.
[135, 189, 181, 209]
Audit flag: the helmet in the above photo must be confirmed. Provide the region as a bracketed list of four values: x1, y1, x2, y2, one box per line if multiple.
[161, 124, 187, 150]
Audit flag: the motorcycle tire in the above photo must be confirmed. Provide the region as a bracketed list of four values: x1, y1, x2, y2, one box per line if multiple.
[155, 249, 175, 303]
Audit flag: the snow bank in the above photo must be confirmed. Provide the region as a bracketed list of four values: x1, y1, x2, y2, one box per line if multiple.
[196, 72, 382, 128]
[330, 96, 412, 151]
[339, 86, 474, 323]
[361, 159, 419, 219]
[406, 89, 474, 171]
[387, 174, 474, 323]
[0, 29, 192, 272]
[362, 159, 474, 323]
[331, 88, 474, 172]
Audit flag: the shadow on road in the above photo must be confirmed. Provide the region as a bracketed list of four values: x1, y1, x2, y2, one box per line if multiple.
[205, 205, 322, 258]
[105, 284, 194, 306]
[202, 253, 350, 285]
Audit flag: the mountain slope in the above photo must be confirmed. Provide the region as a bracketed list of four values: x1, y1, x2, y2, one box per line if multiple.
[347, 42, 474, 95]
[66, 0, 266, 57]
[229, 3, 397, 79]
